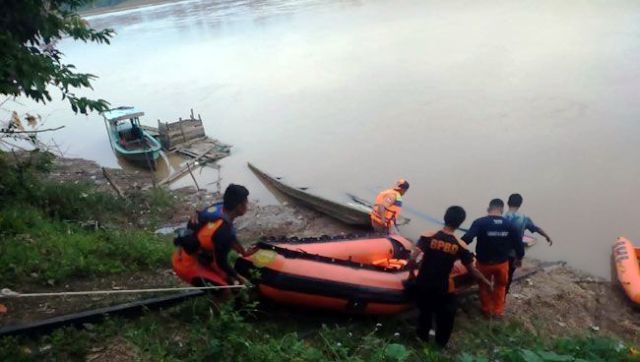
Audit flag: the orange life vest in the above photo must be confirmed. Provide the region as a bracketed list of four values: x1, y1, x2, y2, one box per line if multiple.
[370, 188, 403, 228]
[196, 219, 224, 251]
[172, 219, 228, 286]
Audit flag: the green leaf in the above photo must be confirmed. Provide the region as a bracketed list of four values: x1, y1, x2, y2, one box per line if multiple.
[520, 349, 544, 362]
[384, 343, 409, 361]
[536, 351, 573, 361]
[458, 352, 489, 362]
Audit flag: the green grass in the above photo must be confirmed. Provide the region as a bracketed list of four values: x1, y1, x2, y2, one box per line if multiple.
[1, 296, 638, 362]
[0, 215, 173, 287]
[0, 150, 175, 287]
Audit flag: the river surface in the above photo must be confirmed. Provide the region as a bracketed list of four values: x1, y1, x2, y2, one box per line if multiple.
[13, 0, 640, 279]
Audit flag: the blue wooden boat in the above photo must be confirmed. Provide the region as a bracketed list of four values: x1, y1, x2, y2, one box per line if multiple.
[102, 107, 162, 167]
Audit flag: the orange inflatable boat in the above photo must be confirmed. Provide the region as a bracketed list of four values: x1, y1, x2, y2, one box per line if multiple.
[613, 236, 640, 304]
[235, 234, 475, 314]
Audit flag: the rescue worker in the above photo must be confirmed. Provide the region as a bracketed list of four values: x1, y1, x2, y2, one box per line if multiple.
[503, 193, 553, 295]
[176, 184, 252, 286]
[408, 206, 492, 348]
[370, 179, 410, 233]
[461, 199, 523, 318]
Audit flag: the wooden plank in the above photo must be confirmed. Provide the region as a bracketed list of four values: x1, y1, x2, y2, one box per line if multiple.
[161, 125, 204, 134]
[176, 149, 229, 162]
[158, 145, 219, 186]
[161, 120, 202, 131]
[163, 129, 206, 141]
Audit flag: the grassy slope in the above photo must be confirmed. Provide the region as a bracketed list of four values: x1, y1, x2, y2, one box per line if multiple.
[0, 151, 174, 288]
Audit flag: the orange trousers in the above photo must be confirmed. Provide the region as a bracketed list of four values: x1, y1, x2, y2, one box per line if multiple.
[477, 261, 509, 317]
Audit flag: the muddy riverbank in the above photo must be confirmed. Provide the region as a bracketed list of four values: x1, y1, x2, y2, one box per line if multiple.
[2, 156, 637, 346]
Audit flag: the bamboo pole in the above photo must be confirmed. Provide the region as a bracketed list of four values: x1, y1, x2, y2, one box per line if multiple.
[101, 167, 125, 199]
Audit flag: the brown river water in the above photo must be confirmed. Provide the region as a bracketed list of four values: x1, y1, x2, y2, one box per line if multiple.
[11, 0, 640, 279]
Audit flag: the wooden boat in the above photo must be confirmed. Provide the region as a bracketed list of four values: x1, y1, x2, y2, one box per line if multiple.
[613, 236, 640, 305]
[248, 162, 410, 228]
[235, 234, 473, 314]
[102, 107, 162, 167]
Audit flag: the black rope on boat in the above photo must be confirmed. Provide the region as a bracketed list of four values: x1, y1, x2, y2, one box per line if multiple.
[259, 232, 390, 244]
[255, 242, 409, 273]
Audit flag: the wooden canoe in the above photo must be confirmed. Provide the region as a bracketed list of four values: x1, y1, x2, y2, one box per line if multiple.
[248, 162, 410, 228]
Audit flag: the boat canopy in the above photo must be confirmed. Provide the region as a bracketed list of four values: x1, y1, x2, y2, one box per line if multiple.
[102, 107, 145, 123]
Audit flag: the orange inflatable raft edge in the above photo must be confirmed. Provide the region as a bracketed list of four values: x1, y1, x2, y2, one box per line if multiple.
[235, 234, 476, 314]
[613, 236, 640, 305]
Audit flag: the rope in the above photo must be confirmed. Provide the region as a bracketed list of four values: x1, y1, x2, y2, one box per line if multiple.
[0, 285, 246, 298]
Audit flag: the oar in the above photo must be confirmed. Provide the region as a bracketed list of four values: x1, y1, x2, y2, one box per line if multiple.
[352, 190, 471, 232]
[354, 189, 538, 244]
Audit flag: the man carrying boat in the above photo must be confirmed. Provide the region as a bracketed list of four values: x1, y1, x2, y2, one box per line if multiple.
[173, 184, 252, 286]
[370, 179, 410, 233]
[461, 199, 524, 318]
[408, 206, 492, 348]
[503, 193, 553, 295]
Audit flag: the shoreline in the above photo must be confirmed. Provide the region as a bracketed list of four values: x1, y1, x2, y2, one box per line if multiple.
[80, 0, 187, 18]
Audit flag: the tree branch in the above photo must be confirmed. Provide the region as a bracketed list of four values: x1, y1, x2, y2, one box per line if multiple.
[1, 125, 65, 134]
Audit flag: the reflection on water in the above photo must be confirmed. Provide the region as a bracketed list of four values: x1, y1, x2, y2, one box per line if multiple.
[14, 0, 640, 278]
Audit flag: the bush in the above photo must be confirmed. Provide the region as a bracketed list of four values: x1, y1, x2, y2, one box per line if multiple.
[0, 150, 175, 286]
[0, 215, 173, 287]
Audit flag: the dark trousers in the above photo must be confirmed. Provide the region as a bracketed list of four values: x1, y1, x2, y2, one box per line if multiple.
[506, 256, 517, 295]
[416, 286, 458, 348]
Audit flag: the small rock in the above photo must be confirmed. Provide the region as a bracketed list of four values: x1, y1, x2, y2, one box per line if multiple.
[557, 321, 567, 327]
[83, 323, 95, 330]
[525, 278, 533, 286]
[47, 279, 55, 286]
[591, 325, 600, 332]
[30, 272, 39, 278]
[39, 345, 52, 352]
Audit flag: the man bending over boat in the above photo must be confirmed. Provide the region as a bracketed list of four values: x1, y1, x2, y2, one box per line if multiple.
[408, 206, 492, 349]
[503, 193, 553, 295]
[370, 179, 410, 234]
[174, 184, 252, 286]
[462, 199, 524, 318]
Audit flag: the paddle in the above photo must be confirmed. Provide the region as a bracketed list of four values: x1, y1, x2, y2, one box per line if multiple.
[350, 190, 538, 245]
[347, 192, 470, 232]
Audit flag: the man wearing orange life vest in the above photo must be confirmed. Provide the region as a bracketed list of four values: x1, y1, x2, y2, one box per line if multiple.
[370, 179, 410, 233]
[174, 184, 252, 286]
